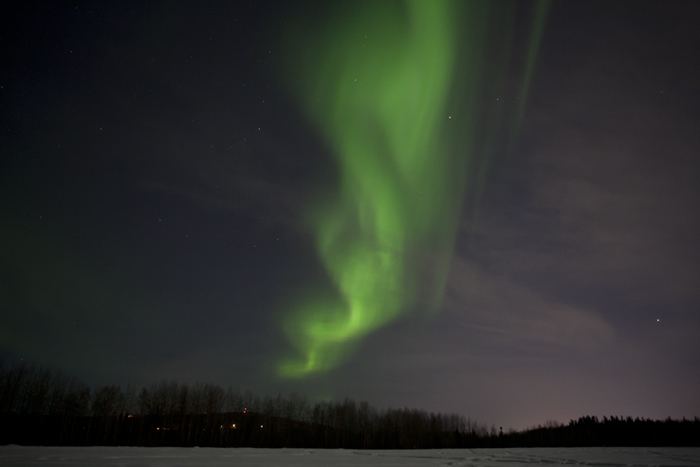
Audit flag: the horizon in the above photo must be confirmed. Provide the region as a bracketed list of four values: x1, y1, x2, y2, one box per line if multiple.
[1, 355, 695, 433]
[0, 360, 700, 437]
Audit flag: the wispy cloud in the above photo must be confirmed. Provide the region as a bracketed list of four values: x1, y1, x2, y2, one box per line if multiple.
[444, 258, 614, 351]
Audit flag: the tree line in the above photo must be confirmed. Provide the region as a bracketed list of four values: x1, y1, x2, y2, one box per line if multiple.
[504, 415, 700, 447]
[1, 361, 697, 448]
[0, 360, 496, 448]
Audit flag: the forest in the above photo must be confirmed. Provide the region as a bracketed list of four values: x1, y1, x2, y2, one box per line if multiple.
[1, 361, 698, 448]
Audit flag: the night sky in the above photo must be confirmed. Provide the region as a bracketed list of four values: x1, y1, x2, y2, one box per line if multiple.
[1, 1, 699, 430]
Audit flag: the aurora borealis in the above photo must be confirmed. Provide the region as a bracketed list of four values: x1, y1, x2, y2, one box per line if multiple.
[277, 0, 462, 377]
[1, 0, 699, 430]
[276, 0, 551, 377]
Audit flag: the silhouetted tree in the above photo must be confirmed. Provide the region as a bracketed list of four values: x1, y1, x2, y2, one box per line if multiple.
[1, 360, 698, 448]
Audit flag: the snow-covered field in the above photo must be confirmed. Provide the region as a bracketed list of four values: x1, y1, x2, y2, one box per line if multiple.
[1, 446, 699, 466]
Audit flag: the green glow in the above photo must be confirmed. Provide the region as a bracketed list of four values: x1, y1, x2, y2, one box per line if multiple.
[277, 0, 549, 377]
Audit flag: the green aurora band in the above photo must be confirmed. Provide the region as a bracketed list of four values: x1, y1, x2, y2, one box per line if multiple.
[277, 0, 550, 378]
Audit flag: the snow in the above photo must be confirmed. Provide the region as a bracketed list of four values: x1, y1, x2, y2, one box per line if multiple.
[0, 446, 699, 466]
